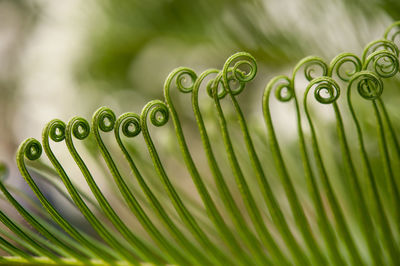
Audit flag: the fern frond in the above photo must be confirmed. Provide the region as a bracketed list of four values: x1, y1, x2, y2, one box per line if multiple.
[0, 21, 400, 265]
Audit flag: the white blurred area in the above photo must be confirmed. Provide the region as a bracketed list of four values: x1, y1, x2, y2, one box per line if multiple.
[16, 1, 84, 140]
[0, 0, 395, 178]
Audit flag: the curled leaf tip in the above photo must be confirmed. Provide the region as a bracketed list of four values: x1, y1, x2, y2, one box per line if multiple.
[222, 52, 257, 95]
[329, 52, 362, 81]
[68, 117, 91, 140]
[142, 100, 170, 128]
[115, 112, 141, 138]
[384, 21, 400, 43]
[19, 138, 43, 161]
[349, 71, 383, 100]
[164, 67, 197, 96]
[308, 77, 340, 105]
[45, 119, 66, 142]
[93, 107, 116, 132]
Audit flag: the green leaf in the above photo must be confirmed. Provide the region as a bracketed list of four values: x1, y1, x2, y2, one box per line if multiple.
[1, 21, 400, 266]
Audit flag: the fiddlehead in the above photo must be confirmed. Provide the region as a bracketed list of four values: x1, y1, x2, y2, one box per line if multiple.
[353, 71, 383, 100]
[94, 107, 116, 133]
[329, 53, 362, 81]
[20, 139, 42, 162]
[221, 52, 257, 96]
[303, 77, 340, 142]
[362, 39, 399, 62]
[116, 113, 141, 139]
[273, 76, 294, 102]
[305, 77, 340, 105]
[193, 69, 220, 104]
[69, 117, 90, 140]
[292, 56, 328, 82]
[47, 120, 66, 142]
[384, 21, 400, 44]
[363, 49, 399, 78]
[165, 67, 197, 95]
[146, 101, 170, 128]
[262, 75, 294, 134]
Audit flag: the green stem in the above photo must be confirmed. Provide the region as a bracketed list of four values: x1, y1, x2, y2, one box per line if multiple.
[346, 72, 395, 265]
[210, 75, 291, 265]
[140, 100, 233, 266]
[192, 68, 272, 265]
[44, 119, 142, 264]
[115, 112, 213, 266]
[91, 108, 193, 265]
[164, 67, 254, 266]
[16, 140, 116, 262]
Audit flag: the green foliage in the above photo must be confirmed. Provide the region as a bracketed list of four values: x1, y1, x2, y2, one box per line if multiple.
[0, 21, 400, 265]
